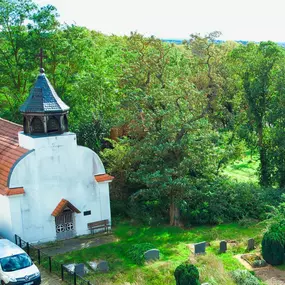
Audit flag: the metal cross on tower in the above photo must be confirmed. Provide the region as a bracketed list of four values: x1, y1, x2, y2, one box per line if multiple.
[36, 48, 46, 69]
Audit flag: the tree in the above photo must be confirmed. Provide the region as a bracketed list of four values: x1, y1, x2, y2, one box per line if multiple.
[109, 33, 222, 225]
[231, 42, 283, 186]
[0, 0, 63, 121]
[0, 0, 37, 120]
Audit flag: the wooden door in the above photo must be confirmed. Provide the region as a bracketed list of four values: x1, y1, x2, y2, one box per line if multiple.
[55, 209, 76, 240]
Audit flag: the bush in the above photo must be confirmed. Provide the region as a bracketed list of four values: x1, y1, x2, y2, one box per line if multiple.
[180, 178, 283, 225]
[126, 243, 155, 265]
[262, 223, 285, 265]
[110, 200, 129, 219]
[128, 189, 169, 225]
[174, 263, 200, 285]
[231, 270, 260, 285]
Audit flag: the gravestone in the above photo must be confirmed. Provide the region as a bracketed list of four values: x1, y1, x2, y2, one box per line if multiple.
[88, 260, 109, 272]
[144, 249, 160, 261]
[247, 238, 255, 251]
[88, 261, 97, 272]
[194, 242, 206, 255]
[74, 263, 85, 277]
[97, 260, 109, 272]
[64, 263, 89, 275]
[219, 240, 227, 253]
[64, 263, 75, 273]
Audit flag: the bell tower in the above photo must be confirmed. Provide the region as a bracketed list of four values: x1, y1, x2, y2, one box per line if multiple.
[20, 68, 70, 135]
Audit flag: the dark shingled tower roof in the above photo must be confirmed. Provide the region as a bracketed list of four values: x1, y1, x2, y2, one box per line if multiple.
[20, 69, 69, 114]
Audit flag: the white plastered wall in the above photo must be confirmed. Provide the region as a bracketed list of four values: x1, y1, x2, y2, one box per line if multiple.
[7, 132, 111, 243]
[0, 195, 13, 240]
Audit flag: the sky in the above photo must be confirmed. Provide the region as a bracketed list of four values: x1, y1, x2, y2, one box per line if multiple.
[35, 0, 285, 42]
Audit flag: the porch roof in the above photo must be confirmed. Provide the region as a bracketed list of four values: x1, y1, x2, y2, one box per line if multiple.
[51, 199, 81, 217]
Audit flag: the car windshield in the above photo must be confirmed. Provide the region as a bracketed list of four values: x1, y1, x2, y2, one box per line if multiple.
[0, 254, 33, 272]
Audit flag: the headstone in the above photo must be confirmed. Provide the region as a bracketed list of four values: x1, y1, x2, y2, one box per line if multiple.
[88, 261, 97, 271]
[64, 263, 75, 273]
[194, 242, 206, 255]
[97, 260, 109, 272]
[144, 249, 160, 261]
[74, 263, 85, 277]
[247, 238, 255, 251]
[219, 240, 227, 253]
[88, 260, 109, 272]
[64, 263, 89, 275]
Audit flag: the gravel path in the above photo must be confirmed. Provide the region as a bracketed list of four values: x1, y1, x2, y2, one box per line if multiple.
[39, 233, 116, 256]
[255, 267, 285, 285]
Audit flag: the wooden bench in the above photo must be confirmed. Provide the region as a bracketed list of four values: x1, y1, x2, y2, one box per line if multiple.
[88, 219, 110, 234]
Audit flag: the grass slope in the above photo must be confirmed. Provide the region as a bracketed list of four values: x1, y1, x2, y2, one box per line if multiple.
[54, 222, 266, 285]
[223, 152, 259, 183]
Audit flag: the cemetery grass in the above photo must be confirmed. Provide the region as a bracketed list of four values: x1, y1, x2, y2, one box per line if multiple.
[54, 221, 266, 284]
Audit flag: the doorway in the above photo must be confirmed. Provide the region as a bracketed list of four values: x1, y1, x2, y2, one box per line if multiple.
[55, 208, 76, 240]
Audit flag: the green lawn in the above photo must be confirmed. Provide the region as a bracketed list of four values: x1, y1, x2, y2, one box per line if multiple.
[53, 221, 266, 285]
[223, 151, 259, 183]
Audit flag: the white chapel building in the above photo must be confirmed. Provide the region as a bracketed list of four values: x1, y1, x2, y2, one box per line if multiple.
[0, 68, 113, 243]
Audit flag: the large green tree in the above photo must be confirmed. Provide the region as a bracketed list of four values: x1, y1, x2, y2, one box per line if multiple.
[231, 42, 283, 186]
[105, 34, 223, 225]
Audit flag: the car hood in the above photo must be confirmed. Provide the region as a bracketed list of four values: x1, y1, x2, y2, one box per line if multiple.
[3, 264, 39, 279]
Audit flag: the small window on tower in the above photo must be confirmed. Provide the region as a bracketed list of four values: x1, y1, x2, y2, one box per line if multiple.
[84, 211, 91, 216]
[47, 117, 59, 133]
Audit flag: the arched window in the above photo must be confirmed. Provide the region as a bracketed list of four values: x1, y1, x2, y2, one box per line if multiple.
[47, 117, 60, 133]
[31, 117, 44, 133]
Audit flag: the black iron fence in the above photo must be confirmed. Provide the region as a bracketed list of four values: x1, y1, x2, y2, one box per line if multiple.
[15, 235, 94, 285]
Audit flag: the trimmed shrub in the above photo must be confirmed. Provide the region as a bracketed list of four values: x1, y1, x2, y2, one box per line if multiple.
[231, 270, 260, 285]
[262, 223, 285, 265]
[174, 263, 200, 285]
[126, 243, 155, 265]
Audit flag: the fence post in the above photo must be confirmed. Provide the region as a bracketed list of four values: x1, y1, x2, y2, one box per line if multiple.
[61, 264, 64, 281]
[73, 272, 76, 285]
[14, 235, 17, 245]
[26, 242, 30, 255]
[19, 238, 22, 248]
[37, 249, 41, 265]
[48, 256, 52, 273]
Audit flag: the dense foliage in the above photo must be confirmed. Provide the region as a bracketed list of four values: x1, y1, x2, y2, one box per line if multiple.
[262, 222, 285, 265]
[114, 179, 282, 225]
[174, 263, 200, 285]
[2, 0, 285, 225]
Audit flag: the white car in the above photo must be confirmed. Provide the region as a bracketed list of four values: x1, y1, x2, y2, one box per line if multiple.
[0, 239, 41, 285]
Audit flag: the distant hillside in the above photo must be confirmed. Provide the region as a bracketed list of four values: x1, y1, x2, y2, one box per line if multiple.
[162, 39, 285, 47]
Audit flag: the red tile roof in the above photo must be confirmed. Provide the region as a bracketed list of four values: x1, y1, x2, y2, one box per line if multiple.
[51, 199, 81, 217]
[95, 174, 114, 183]
[0, 118, 28, 196]
[6, 187, 25, 196]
